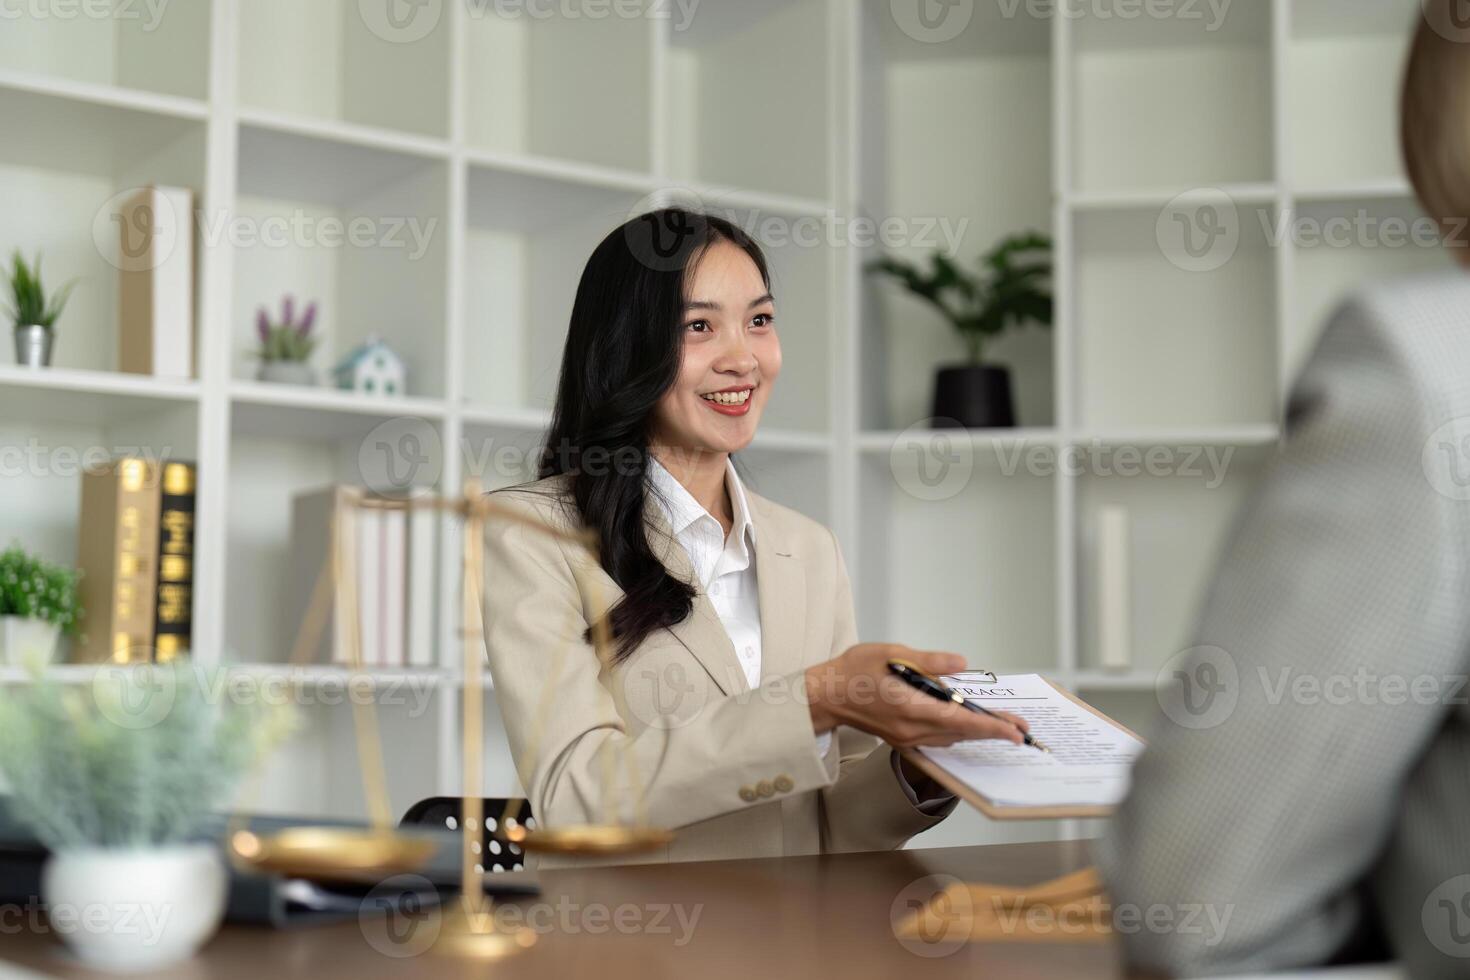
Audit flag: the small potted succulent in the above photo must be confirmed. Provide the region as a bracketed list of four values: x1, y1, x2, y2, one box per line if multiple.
[5, 250, 77, 369]
[252, 295, 319, 385]
[0, 544, 80, 665]
[869, 231, 1053, 429]
[0, 664, 295, 971]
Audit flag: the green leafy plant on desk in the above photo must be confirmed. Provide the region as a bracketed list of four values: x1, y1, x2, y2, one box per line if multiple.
[0, 544, 80, 667]
[0, 664, 295, 971]
[868, 231, 1053, 429]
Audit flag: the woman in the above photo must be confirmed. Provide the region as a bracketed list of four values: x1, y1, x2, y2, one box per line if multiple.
[483, 208, 1027, 865]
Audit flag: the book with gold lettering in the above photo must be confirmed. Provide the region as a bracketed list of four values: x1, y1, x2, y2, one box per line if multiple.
[153, 461, 196, 662]
[75, 459, 161, 664]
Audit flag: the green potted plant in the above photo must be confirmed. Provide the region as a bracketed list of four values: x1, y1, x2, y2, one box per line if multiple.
[0, 545, 80, 666]
[4, 250, 76, 369]
[0, 664, 294, 971]
[869, 231, 1053, 429]
[253, 295, 319, 385]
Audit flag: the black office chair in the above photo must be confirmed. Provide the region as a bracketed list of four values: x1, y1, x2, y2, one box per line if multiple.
[399, 797, 535, 873]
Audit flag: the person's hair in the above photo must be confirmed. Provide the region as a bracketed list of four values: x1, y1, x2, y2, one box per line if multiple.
[534, 207, 770, 662]
[1402, 3, 1470, 235]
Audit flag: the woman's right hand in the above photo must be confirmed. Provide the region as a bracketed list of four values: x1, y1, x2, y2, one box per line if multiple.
[803, 643, 1029, 749]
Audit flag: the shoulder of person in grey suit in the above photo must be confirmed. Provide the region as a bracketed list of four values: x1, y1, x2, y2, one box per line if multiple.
[1096, 267, 1470, 978]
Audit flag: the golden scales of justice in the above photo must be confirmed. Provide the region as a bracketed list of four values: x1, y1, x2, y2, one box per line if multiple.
[226, 480, 674, 959]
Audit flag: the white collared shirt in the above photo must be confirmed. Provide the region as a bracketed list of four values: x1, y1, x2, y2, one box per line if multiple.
[647, 456, 762, 688]
[647, 457, 832, 757]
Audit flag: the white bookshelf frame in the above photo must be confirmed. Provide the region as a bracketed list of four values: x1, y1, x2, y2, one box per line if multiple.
[0, 0, 1447, 840]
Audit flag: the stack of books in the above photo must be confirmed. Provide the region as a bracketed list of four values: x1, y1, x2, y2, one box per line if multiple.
[75, 459, 196, 663]
[289, 488, 438, 669]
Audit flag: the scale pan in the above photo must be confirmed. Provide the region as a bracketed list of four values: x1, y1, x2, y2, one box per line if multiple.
[230, 827, 436, 881]
[505, 823, 674, 855]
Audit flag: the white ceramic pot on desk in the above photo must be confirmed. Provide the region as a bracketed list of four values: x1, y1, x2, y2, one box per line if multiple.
[0, 616, 60, 666]
[41, 844, 226, 972]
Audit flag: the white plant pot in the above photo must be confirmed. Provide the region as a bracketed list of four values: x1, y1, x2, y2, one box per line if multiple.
[0, 615, 60, 666]
[42, 845, 226, 973]
[257, 360, 316, 386]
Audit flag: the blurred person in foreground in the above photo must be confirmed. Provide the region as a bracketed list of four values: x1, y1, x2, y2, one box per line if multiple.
[1098, 5, 1470, 977]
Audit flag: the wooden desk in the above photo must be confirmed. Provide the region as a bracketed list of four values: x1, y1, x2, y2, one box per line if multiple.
[0, 840, 1121, 979]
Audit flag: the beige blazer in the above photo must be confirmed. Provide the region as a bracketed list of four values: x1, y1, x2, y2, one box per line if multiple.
[482, 473, 952, 866]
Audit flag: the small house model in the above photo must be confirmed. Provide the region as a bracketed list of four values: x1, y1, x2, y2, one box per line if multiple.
[332, 336, 406, 397]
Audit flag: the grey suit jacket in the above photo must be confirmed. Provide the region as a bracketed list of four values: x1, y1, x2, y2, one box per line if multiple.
[482, 472, 954, 868]
[1097, 269, 1470, 978]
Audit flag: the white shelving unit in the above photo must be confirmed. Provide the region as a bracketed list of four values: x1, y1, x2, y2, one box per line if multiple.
[0, 0, 1447, 844]
[848, 0, 1445, 849]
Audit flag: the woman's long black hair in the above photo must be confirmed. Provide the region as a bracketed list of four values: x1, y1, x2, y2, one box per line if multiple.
[536, 208, 770, 662]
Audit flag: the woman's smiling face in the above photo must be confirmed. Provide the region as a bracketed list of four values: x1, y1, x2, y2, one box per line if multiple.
[649, 237, 781, 461]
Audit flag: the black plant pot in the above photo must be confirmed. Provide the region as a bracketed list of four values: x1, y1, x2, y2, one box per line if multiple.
[931, 364, 1015, 429]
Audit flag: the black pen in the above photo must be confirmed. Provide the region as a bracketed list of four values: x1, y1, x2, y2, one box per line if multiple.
[887, 659, 1049, 752]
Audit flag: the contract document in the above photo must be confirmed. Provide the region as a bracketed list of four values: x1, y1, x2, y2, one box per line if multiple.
[911, 673, 1146, 818]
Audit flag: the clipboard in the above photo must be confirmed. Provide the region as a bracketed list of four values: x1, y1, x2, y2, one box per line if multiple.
[898, 676, 1145, 821]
